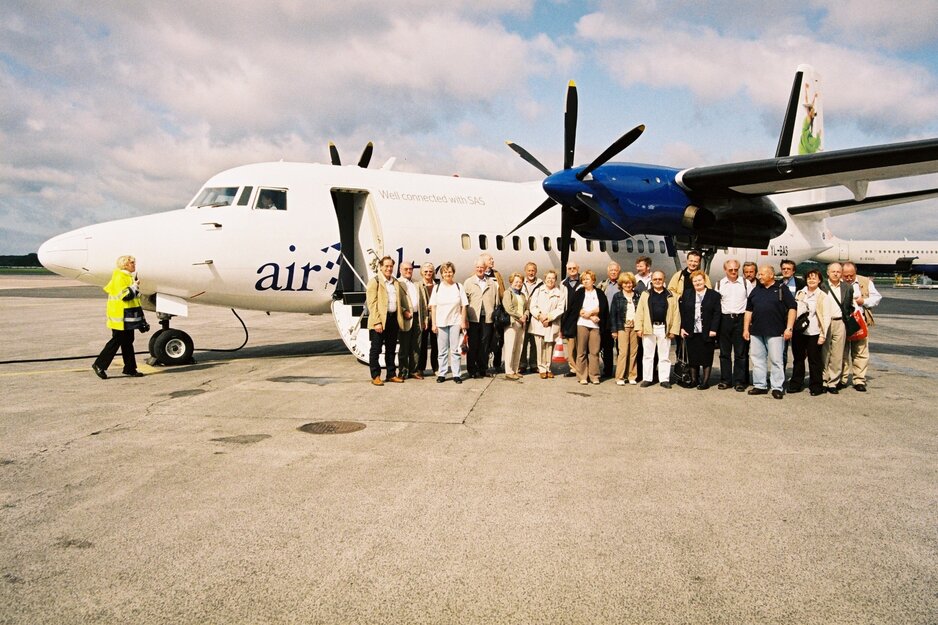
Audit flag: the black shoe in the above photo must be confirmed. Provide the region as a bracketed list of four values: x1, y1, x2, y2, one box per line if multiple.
[748, 387, 768, 395]
[92, 364, 107, 380]
[787, 385, 803, 394]
[836, 382, 848, 390]
[717, 382, 731, 390]
[123, 370, 144, 377]
[640, 381, 654, 388]
[697, 384, 709, 391]
[734, 385, 746, 392]
[810, 388, 825, 396]
[454, 377, 462, 384]
[564, 371, 577, 378]
[437, 376, 446, 383]
[659, 382, 672, 389]
[827, 387, 839, 394]
[854, 384, 867, 392]
[771, 390, 784, 399]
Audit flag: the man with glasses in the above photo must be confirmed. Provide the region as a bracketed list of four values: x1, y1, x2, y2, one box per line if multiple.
[560, 261, 582, 377]
[397, 261, 424, 380]
[716, 259, 750, 391]
[778, 260, 805, 383]
[416, 263, 438, 376]
[635, 271, 680, 388]
[840, 262, 881, 392]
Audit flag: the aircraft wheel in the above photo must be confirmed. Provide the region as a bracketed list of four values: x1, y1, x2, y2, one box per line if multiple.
[152, 329, 195, 366]
[147, 329, 166, 357]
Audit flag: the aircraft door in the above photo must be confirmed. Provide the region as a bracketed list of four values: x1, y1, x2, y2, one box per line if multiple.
[330, 189, 385, 364]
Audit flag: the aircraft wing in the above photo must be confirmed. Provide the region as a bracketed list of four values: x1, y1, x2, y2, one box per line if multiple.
[676, 138, 938, 200]
[788, 187, 938, 219]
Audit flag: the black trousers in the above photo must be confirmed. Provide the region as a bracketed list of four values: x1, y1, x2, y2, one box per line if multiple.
[791, 332, 823, 392]
[467, 320, 493, 376]
[95, 329, 137, 373]
[369, 313, 399, 379]
[600, 329, 615, 377]
[719, 313, 748, 386]
[418, 325, 438, 374]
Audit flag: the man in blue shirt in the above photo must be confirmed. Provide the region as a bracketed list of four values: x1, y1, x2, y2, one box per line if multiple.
[743, 265, 797, 399]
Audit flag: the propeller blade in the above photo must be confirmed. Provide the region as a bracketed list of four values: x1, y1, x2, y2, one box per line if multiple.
[506, 141, 552, 177]
[576, 124, 646, 181]
[358, 142, 374, 168]
[560, 206, 573, 274]
[329, 142, 341, 166]
[506, 197, 558, 236]
[576, 193, 632, 238]
[564, 80, 577, 170]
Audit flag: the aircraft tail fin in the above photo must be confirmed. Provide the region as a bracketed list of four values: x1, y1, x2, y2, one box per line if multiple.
[775, 64, 824, 157]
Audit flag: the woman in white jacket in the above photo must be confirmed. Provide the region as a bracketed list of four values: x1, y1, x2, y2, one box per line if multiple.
[790, 268, 834, 396]
[528, 270, 567, 379]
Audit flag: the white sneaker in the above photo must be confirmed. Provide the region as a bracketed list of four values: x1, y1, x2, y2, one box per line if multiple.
[579, 380, 588, 385]
[616, 379, 625, 386]
[628, 379, 637, 385]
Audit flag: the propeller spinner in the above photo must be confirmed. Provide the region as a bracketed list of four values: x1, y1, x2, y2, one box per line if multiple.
[506, 81, 644, 270]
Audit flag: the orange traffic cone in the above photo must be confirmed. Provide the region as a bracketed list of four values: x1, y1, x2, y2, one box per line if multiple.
[552, 338, 566, 363]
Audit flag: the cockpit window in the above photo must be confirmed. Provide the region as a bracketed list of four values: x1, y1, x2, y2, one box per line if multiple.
[191, 187, 239, 208]
[255, 188, 287, 211]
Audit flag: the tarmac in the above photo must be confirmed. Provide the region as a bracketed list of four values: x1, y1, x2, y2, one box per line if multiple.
[1, 275, 936, 624]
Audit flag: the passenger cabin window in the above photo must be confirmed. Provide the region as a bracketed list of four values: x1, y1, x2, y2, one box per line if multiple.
[512, 236, 520, 251]
[496, 235, 505, 251]
[585, 240, 594, 252]
[191, 186, 239, 208]
[544, 237, 552, 251]
[479, 234, 488, 250]
[255, 188, 287, 210]
[637, 240, 645, 253]
[612, 241, 619, 253]
[626, 240, 634, 253]
[461, 234, 471, 250]
[528, 236, 536, 251]
[659, 241, 666, 254]
[599, 241, 607, 252]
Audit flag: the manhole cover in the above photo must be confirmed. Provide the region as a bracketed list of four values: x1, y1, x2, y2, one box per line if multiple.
[298, 421, 366, 435]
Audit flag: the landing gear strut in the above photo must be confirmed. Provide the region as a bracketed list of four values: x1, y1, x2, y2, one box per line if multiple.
[147, 314, 195, 366]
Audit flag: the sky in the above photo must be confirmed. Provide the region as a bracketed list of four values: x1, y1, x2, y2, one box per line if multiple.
[3, 0, 938, 254]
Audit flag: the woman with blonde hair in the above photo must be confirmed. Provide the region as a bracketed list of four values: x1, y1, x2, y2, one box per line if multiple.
[528, 269, 566, 378]
[610, 272, 641, 385]
[92, 255, 149, 379]
[501, 272, 529, 380]
[568, 269, 609, 384]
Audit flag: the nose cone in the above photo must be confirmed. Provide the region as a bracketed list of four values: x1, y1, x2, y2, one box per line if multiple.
[38, 231, 88, 278]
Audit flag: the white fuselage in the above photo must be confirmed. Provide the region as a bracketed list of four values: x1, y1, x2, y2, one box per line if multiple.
[38, 161, 832, 316]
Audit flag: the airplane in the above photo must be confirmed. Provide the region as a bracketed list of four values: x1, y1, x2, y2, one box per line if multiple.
[37, 65, 938, 366]
[812, 235, 938, 279]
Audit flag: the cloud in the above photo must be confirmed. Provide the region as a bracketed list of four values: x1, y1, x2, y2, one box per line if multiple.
[576, 11, 938, 139]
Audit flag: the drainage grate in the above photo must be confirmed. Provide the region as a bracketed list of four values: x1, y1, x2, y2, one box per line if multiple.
[298, 421, 366, 435]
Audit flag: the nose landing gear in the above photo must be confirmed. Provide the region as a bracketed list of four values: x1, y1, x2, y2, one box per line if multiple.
[147, 314, 195, 366]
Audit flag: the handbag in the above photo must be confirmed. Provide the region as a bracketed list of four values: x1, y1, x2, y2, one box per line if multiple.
[846, 309, 868, 341]
[794, 311, 810, 334]
[492, 302, 511, 328]
[672, 340, 694, 387]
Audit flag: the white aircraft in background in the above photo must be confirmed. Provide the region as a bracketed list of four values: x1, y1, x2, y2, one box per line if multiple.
[38, 65, 938, 365]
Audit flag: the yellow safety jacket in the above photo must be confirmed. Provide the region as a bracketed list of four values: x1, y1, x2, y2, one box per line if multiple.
[104, 269, 143, 330]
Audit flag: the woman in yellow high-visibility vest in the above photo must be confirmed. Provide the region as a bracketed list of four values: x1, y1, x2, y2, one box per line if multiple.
[92, 255, 149, 379]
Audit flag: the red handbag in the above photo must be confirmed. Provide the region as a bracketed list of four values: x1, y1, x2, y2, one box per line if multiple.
[847, 309, 868, 341]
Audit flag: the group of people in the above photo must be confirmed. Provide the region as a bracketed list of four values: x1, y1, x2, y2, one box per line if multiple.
[365, 252, 882, 399]
[92, 252, 881, 399]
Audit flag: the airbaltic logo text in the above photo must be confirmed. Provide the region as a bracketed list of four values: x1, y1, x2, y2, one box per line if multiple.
[255, 244, 341, 291]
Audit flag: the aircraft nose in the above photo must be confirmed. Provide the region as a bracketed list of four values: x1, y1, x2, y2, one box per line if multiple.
[38, 232, 88, 278]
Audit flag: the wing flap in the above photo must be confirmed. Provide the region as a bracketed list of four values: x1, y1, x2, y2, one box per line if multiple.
[787, 187, 938, 219]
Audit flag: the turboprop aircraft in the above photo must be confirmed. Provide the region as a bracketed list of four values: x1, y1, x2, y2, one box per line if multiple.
[38, 65, 938, 366]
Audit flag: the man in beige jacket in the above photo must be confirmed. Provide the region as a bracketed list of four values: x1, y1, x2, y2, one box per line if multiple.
[366, 256, 412, 386]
